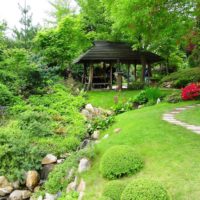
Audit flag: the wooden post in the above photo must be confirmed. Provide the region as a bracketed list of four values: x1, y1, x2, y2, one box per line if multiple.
[127, 64, 130, 88]
[147, 63, 152, 77]
[140, 54, 147, 82]
[83, 63, 87, 84]
[109, 63, 113, 90]
[87, 64, 94, 90]
[134, 64, 137, 81]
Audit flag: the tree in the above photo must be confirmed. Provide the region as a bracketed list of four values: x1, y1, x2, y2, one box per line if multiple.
[13, 0, 39, 49]
[35, 16, 90, 70]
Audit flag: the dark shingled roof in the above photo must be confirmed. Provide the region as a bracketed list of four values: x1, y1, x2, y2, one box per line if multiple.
[74, 41, 163, 64]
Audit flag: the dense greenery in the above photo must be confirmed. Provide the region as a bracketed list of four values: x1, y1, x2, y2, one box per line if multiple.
[121, 179, 170, 200]
[102, 181, 126, 200]
[100, 145, 144, 179]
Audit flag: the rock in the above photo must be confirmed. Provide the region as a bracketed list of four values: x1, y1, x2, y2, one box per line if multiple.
[114, 128, 121, 134]
[65, 168, 75, 181]
[77, 179, 86, 193]
[56, 159, 64, 164]
[12, 181, 20, 190]
[42, 154, 57, 165]
[78, 192, 84, 200]
[60, 153, 71, 159]
[85, 104, 94, 113]
[91, 131, 99, 140]
[79, 139, 91, 150]
[40, 164, 55, 180]
[78, 158, 90, 173]
[9, 190, 31, 200]
[37, 196, 43, 200]
[138, 105, 143, 109]
[0, 177, 10, 188]
[44, 193, 57, 200]
[103, 134, 109, 139]
[157, 98, 161, 104]
[26, 171, 40, 191]
[0, 186, 13, 197]
[81, 109, 92, 120]
[33, 186, 40, 193]
[66, 177, 78, 193]
[0, 176, 13, 197]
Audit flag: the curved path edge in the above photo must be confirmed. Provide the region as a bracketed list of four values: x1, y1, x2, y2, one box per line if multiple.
[163, 104, 200, 134]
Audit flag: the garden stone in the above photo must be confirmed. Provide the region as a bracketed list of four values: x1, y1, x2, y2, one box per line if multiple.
[12, 182, 19, 190]
[78, 192, 84, 200]
[65, 168, 75, 181]
[114, 128, 121, 133]
[66, 177, 78, 193]
[91, 131, 99, 140]
[42, 154, 57, 165]
[0, 186, 13, 196]
[103, 134, 109, 139]
[33, 186, 40, 193]
[26, 171, 40, 191]
[0, 177, 11, 188]
[81, 109, 92, 120]
[77, 179, 86, 193]
[9, 190, 31, 200]
[78, 158, 90, 173]
[85, 104, 94, 113]
[79, 139, 91, 149]
[40, 164, 55, 180]
[44, 193, 57, 200]
[57, 159, 65, 164]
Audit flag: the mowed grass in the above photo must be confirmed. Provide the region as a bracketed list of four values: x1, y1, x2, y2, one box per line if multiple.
[176, 106, 200, 126]
[86, 90, 141, 109]
[82, 101, 200, 200]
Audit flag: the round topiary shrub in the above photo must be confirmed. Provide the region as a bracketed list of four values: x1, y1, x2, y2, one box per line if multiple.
[100, 145, 144, 180]
[102, 181, 126, 200]
[121, 179, 170, 200]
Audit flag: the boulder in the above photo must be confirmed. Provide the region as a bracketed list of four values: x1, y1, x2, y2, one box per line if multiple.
[65, 168, 75, 181]
[26, 171, 40, 191]
[78, 158, 90, 173]
[66, 177, 78, 193]
[79, 139, 91, 150]
[0, 176, 10, 188]
[12, 182, 20, 190]
[91, 131, 99, 140]
[0, 176, 13, 197]
[85, 104, 94, 113]
[40, 164, 55, 180]
[9, 190, 31, 200]
[103, 134, 109, 139]
[0, 186, 13, 197]
[81, 109, 92, 120]
[44, 193, 56, 200]
[42, 154, 57, 165]
[77, 179, 86, 193]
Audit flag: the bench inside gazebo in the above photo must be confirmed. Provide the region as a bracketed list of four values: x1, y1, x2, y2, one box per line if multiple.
[74, 41, 163, 90]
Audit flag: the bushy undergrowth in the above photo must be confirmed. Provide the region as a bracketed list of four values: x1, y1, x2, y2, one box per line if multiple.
[121, 179, 170, 200]
[102, 181, 126, 200]
[160, 67, 200, 88]
[100, 145, 144, 180]
[0, 83, 15, 106]
[0, 83, 88, 180]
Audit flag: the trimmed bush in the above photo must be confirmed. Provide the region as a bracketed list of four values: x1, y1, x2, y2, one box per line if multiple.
[160, 67, 200, 88]
[121, 179, 170, 200]
[100, 145, 143, 180]
[103, 181, 126, 200]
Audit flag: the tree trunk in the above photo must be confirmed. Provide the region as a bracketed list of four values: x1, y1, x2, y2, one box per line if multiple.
[134, 64, 137, 81]
[140, 55, 147, 82]
[87, 64, 94, 90]
[127, 64, 130, 88]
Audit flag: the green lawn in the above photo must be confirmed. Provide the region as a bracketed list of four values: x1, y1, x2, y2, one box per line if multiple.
[176, 106, 200, 126]
[86, 90, 141, 109]
[82, 101, 200, 200]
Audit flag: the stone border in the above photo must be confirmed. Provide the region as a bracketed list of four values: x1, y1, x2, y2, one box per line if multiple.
[163, 104, 200, 134]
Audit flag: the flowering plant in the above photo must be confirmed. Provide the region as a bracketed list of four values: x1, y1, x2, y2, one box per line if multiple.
[182, 83, 200, 100]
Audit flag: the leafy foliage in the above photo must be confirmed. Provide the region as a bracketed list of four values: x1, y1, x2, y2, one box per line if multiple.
[100, 145, 144, 180]
[0, 83, 15, 106]
[102, 181, 126, 200]
[121, 179, 170, 200]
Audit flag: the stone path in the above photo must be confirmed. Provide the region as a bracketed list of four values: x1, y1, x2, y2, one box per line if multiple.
[163, 104, 200, 134]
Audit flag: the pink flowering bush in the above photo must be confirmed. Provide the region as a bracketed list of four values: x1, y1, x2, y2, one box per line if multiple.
[181, 83, 200, 100]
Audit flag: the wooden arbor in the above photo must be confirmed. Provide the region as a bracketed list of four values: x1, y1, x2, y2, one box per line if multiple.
[74, 41, 163, 90]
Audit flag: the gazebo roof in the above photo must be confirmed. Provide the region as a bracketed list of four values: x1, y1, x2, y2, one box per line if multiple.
[74, 41, 163, 64]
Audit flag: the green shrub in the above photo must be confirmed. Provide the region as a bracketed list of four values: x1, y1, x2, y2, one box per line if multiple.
[0, 83, 15, 106]
[57, 192, 79, 200]
[100, 145, 143, 180]
[128, 82, 145, 90]
[121, 179, 170, 200]
[102, 181, 126, 200]
[132, 91, 148, 105]
[165, 91, 182, 103]
[112, 101, 133, 114]
[160, 67, 200, 88]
